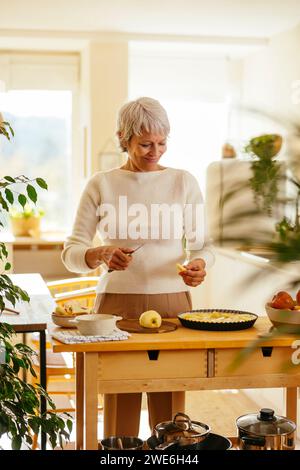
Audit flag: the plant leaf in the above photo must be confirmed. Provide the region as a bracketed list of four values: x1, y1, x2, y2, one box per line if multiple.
[3, 176, 15, 183]
[17, 287, 30, 302]
[4, 188, 14, 204]
[26, 185, 37, 204]
[11, 435, 22, 450]
[36, 178, 48, 190]
[0, 194, 9, 212]
[28, 417, 40, 435]
[5, 292, 16, 306]
[2, 274, 13, 285]
[66, 419, 73, 433]
[0, 243, 8, 257]
[18, 194, 27, 208]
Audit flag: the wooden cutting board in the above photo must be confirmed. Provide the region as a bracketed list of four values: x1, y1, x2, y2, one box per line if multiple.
[117, 319, 177, 334]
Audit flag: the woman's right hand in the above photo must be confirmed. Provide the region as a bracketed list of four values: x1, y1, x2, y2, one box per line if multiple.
[85, 246, 135, 271]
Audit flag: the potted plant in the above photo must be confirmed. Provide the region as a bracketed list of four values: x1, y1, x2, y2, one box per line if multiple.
[222, 130, 300, 266]
[245, 134, 283, 214]
[9, 204, 45, 238]
[0, 114, 72, 449]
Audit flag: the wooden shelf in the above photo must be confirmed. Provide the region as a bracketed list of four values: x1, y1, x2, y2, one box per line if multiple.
[0, 230, 66, 246]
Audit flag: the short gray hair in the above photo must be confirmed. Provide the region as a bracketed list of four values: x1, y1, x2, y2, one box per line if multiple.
[116, 97, 170, 151]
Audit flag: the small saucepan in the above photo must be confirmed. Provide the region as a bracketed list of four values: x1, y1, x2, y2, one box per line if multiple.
[236, 408, 296, 450]
[150, 413, 210, 450]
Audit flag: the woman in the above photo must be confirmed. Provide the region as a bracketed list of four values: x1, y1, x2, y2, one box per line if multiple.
[62, 97, 214, 437]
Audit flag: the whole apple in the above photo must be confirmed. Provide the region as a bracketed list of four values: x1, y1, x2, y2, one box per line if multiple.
[139, 310, 162, 329]
[270, 291, 294, 310]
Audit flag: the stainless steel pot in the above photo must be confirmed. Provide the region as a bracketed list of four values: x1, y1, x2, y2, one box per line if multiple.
[152, 413, 210, 450]
[100, 436, 144, 450]
[236, 408, 296, 450]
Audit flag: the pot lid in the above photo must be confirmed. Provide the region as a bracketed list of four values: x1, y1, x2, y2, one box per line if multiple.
[236, 408, 296, 436]
[155, 413, 209, 439]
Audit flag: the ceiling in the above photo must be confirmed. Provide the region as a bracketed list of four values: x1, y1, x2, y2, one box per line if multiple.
[1, 0, 300, 39]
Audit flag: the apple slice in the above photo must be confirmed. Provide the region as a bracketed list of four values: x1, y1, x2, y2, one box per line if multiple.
[54, 305, 68, 316]
[176, 263, 187, 274]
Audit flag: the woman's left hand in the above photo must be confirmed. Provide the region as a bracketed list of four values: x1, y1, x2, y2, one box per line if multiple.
[179, 258, 206, 287]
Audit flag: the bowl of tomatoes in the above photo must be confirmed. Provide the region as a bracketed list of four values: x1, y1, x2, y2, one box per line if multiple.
[265, 290, 300, 333]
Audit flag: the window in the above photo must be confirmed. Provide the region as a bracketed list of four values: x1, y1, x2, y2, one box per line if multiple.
[0, 52, 79, 232]
[0, 90, 72, 230]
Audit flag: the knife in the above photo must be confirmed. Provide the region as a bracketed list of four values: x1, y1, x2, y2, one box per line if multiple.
[108, 244, 145, 272]
[2, 307, 20, 315]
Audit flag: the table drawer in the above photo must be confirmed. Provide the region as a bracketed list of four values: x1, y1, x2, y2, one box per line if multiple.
[214, 347, 300, 377]
[97, 349, 207, 380]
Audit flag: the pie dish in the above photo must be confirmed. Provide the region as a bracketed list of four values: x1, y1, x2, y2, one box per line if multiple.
[178, 309, 258, 331]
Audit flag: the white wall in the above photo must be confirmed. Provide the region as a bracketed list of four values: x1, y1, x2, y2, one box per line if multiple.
[88, 42, 128, 175]
[75, 41, 128, 210]
[242, 23, 300, 122]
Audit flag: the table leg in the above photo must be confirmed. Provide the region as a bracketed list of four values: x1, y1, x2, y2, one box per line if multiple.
[172, 391, 185, 415]
[103, 394, 117, 438]
[84, 352, 99, 450]
[39, 330, 47, 450]
[286, 387, 298, 425]
[76, 352, 84, 450]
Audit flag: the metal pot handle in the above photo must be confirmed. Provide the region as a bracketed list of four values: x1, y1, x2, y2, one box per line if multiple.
[147, 435, 178, 451]
[156, 440, 179, 451]
[173, 413, 192, 430]
[241, 436, 266, 447]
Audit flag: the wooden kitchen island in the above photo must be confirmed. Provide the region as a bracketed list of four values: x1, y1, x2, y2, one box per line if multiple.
[52, 317, 300, 450]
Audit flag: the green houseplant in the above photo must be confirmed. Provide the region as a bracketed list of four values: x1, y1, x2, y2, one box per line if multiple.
[9, 204, 45, 237]
[222, 130, 300, 267]
[245, 134, 283, 214]
[0, 115, 72, 449]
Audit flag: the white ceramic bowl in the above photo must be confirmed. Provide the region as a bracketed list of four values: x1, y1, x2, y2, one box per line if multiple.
[265, 303, 300, 333]
[74, 314, 122, 336]
[52, 312, 87, 328]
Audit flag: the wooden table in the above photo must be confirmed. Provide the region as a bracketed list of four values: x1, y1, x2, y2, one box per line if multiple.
[52, 317, 300, 450]
[1, 273, 55, 449]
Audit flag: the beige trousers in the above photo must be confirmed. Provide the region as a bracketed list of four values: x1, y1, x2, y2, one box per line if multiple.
[94, 291, 192, 437]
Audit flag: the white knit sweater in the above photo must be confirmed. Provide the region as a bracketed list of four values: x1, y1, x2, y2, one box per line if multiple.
[62, 167, 215, 294]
